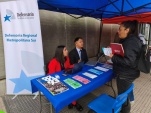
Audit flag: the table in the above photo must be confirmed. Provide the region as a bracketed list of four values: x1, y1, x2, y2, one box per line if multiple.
[31, 63, 114, 113]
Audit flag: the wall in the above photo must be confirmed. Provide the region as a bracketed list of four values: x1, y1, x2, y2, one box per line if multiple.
[0, 9, 119, 79]
[39, 10, 101, 64]
[100, 24, 119, 50]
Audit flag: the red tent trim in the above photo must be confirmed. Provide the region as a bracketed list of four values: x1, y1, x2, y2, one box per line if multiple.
[102, 12, 151, 24]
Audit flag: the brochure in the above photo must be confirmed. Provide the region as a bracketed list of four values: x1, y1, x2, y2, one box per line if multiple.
[83, 72, 97, 79]
[37, 75, 68, 95]
[64, 78, 82, 89]
[102, 43, 124, 57]
[88, 69, 103, 75]
[94, 66, 109, 72]
[73, 75, 90, 84]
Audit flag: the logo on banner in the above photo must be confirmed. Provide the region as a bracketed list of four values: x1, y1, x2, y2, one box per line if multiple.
[17, 12, 34, 19]
[4, 9, 15, 22]
[4, 9, 34, 22]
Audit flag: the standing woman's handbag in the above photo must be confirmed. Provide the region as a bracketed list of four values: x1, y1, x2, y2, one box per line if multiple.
[138, 44, 150, 74]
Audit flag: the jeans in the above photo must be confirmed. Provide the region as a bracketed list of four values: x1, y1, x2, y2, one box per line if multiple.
[116, 76, 133, 113]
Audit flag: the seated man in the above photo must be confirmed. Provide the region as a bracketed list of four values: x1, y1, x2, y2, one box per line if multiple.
[69, 37, 88, 65]
[68, 37, 88, 111]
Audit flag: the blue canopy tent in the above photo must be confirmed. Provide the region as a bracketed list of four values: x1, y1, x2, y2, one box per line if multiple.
[38, 0, 151, 19]
[38, 0, 151, 56]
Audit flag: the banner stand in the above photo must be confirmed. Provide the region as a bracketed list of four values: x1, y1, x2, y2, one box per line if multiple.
[0, 0, 45, 95]
[12, 94, 18, 100]
[32, 92, 39, 100]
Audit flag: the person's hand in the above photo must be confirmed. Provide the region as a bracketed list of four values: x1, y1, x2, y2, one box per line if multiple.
[109, 53, 114, 58]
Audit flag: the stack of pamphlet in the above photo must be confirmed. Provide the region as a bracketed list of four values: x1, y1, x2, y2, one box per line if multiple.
[37, 75, 68, 95]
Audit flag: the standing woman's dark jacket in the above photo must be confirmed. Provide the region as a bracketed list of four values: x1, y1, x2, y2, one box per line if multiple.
[111, 35, 142, 80]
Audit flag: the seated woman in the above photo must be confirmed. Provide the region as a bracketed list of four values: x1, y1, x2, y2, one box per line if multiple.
[47, 45, 73, 74]
[47, 45, 83, 111]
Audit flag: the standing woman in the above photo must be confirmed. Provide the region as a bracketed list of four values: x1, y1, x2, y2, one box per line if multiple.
[47, 45, 83, 111]
[109, 20, 142, 113]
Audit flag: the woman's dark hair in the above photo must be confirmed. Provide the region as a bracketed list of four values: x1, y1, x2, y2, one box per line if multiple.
[121, 20, 139, 37]
[54, 45, 66, 63]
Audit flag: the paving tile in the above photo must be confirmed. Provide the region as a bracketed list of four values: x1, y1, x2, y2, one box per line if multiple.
[1, 72, 151, 113]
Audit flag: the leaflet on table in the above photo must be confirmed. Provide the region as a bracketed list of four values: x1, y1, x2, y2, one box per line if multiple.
[37, 75, 69, 95]
[94, 66, 109, 72]
[83, 72, 97, 79]
[72, 75, 90, 84]
[88, 69, 103, 75]
[64, 78, 82, 89]
[102, 64, 113, 69]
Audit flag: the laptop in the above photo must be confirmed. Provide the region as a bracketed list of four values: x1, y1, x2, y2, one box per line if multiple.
[85, 54, 103, 66]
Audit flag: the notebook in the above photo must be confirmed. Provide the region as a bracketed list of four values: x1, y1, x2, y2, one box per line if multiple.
[110, 43, 124, 57]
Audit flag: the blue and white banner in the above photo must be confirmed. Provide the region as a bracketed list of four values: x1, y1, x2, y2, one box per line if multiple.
[0, 0, 45, 94]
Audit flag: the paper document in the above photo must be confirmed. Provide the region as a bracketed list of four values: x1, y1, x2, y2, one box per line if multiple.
[94, 66, 109, 72]
[102, 47, 112, 56]
[88, 69, 103, 75]
[64, 78, 82, 89]
[102, 64, 113, 69]
[83, 72, 97, 79]
[102, 43, 124, 57]
[73, 75, 90, 84]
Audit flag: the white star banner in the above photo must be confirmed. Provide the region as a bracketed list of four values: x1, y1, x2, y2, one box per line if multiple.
[0, 0, 45, 94]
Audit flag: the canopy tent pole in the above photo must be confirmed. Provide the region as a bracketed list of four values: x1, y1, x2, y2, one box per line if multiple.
[97, 21, 103, 59]
[149, 24, 151, 45]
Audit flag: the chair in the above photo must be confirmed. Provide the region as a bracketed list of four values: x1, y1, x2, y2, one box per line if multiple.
[88, 83, 134, 113]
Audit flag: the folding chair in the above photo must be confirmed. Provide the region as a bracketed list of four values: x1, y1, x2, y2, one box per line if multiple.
[88, 83, 134, 113]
